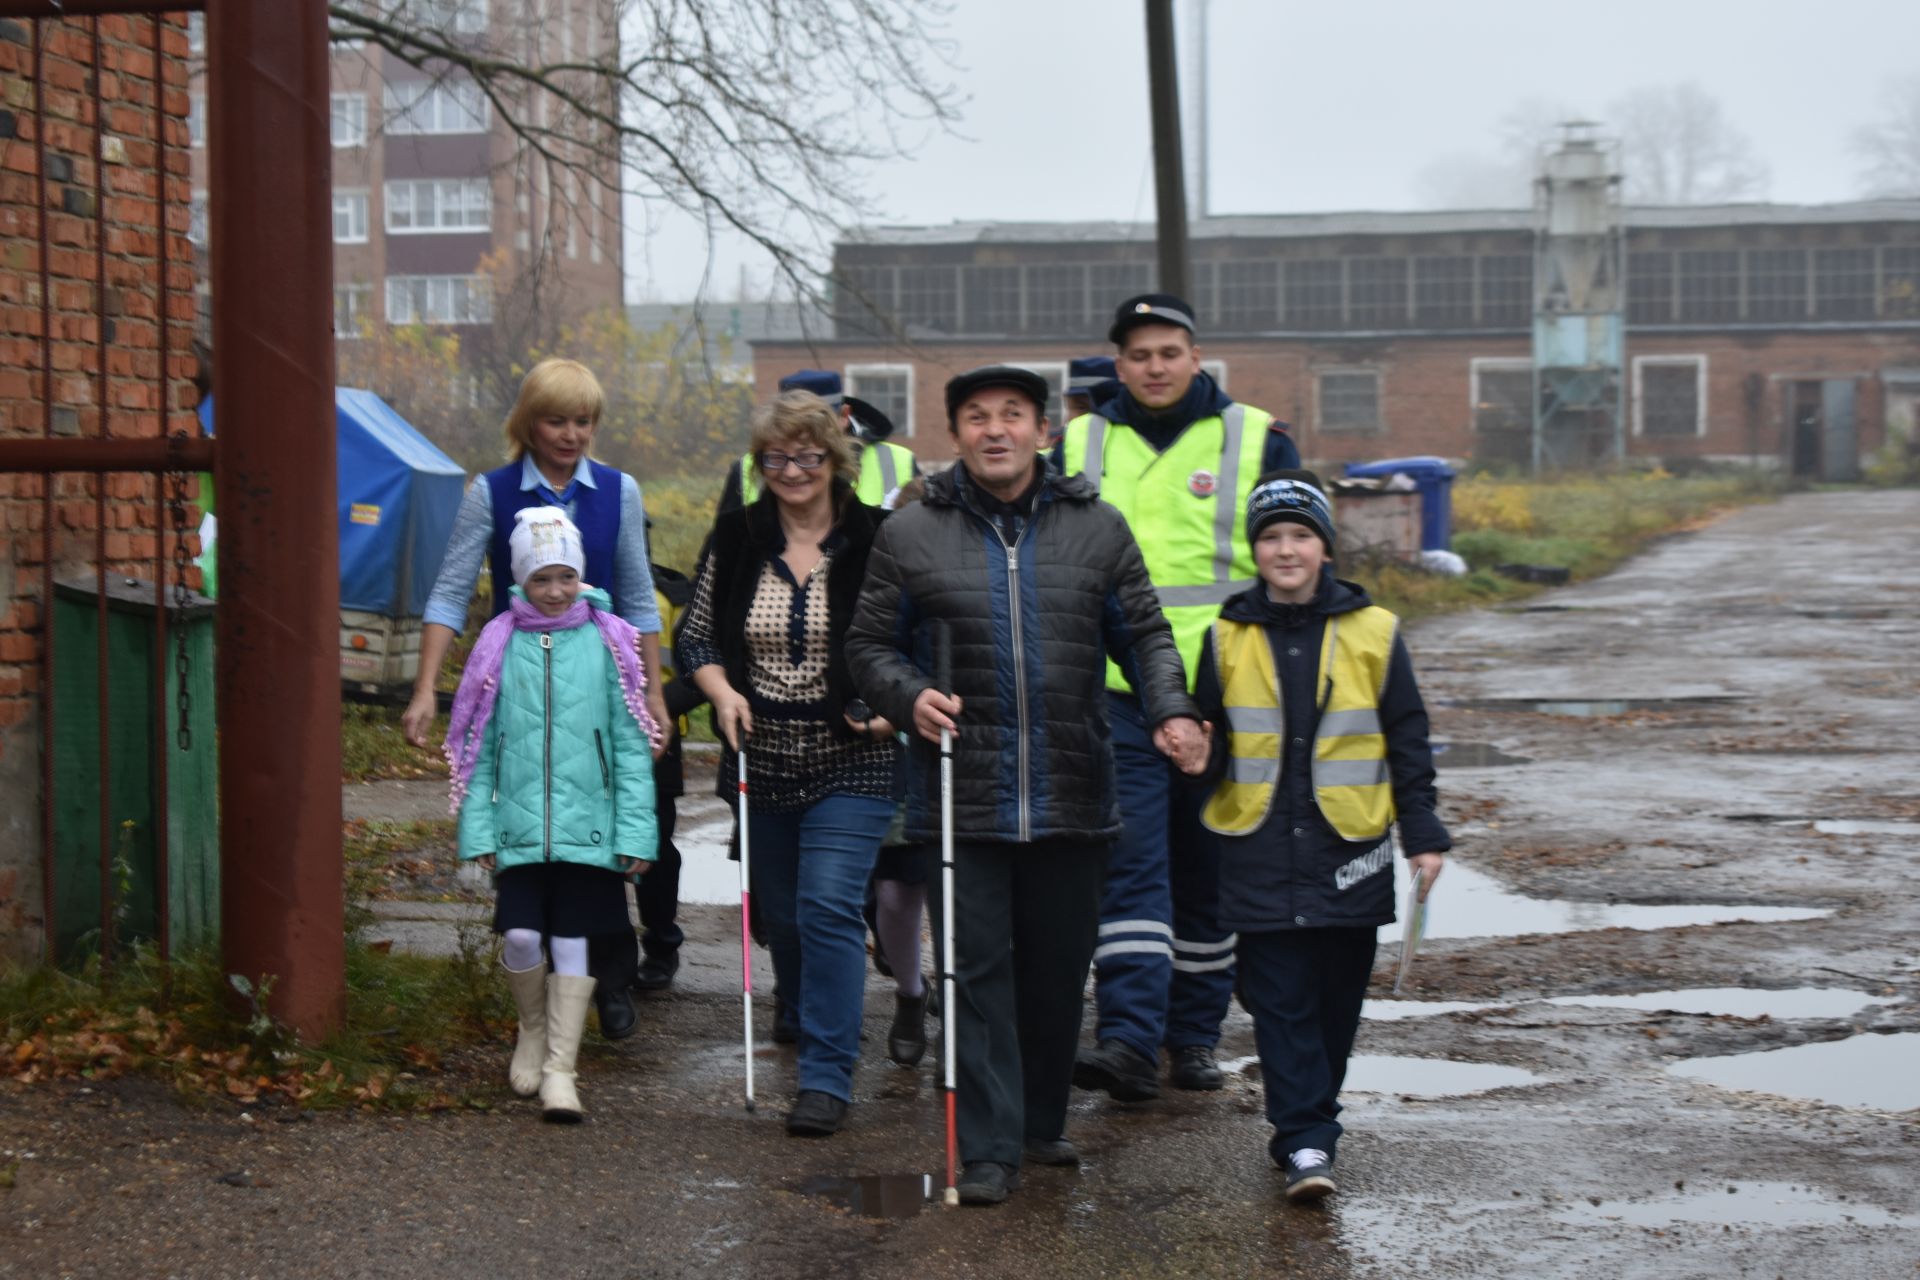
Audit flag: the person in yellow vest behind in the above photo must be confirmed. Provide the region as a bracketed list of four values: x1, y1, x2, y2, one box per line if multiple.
[714, 369, 919, 516]
[1191, 470, 1448, 1204]
[1058, 293, 1300, 1101]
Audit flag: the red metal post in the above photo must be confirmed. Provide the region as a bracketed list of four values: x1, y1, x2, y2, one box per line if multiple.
[92, 17, 114, 972]
[150, 11, 173, 986]
[209, 0, 343, 1038]
[34, 17, 55, 964]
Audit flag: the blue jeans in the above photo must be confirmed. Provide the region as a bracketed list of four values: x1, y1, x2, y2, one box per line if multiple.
[751, 793, 893, 1101]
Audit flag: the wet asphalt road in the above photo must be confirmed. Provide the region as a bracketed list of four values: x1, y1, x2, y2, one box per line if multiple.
[5, 489, 1919, 1278]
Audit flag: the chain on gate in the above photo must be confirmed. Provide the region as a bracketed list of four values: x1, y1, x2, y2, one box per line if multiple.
[166, 432, 193, 751]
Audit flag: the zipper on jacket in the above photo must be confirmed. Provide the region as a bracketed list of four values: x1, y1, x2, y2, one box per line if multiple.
[594, 729, 610, 798]
[977, 502, 1040, 843]
[542, 633, 554, 861]
[490, 732, 504, 803]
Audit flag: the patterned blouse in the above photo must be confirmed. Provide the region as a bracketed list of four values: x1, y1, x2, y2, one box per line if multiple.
[679, 543, 895, 813]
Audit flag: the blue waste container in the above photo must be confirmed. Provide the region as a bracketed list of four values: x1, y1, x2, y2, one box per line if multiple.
[1343, 457, 1455, 551]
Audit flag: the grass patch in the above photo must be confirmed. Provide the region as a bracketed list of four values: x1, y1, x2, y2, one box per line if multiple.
[1346, 470, 1776, 620]
[641, 469, 725, 575]
[342, 702, 448, 783]
[0, 931, 508, 1112]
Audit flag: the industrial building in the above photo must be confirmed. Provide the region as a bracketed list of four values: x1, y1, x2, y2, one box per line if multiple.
[753, 187, 1920, 477]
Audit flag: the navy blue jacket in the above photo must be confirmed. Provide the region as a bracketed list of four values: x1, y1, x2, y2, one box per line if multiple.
[1192, 572, 1450, 933]
[847, 463, 1197, 845]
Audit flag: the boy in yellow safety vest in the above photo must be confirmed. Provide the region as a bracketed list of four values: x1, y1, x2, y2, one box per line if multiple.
[1190, 470, 1450, 1205]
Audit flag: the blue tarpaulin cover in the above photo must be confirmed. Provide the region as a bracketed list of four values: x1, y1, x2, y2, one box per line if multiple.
[196, 388, 465, 616]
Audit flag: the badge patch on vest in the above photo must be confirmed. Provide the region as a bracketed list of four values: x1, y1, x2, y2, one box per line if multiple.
[1188, 469, 1217, 497]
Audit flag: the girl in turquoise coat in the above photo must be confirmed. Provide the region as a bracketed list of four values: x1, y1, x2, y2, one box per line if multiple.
[446, 507, 661, 1120]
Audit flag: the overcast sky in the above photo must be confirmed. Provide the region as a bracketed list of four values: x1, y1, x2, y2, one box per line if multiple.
[624, 0, 1917, 302]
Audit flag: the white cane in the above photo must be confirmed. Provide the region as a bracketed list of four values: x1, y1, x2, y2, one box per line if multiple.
[934, 622, 960, 1206]
[737, 745, 755, 1113]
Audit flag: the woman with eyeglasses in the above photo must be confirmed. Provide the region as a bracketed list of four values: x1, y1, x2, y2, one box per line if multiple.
[679, 390, 901, 1138]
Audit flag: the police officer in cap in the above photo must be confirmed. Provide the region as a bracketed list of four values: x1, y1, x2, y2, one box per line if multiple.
[1061, 355, 1119, 429]
[1058, 293, 1300, 1101]
[715, 369, 920, 515]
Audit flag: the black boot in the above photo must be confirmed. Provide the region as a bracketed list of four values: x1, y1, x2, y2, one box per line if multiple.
[772, 995, 799, 1045]
[887, 989, 928, 1066]
[634, 951, 678, 993]
[593, 981, 636, 1041]
[1169, 1044, 1224, 1091]
[1072, 1039, 1159, 1101]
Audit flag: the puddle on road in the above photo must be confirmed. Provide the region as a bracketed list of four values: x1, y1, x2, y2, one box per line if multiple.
[1554, 1182, 1908, 1229]
[1379, 860, 1828, 944]
[1450, 695, 1742, 716]
[1219, 1053, 1544, 1097]
[1432, 741, 1531, 768]
[794, 1173, 932, 1219]
[1722, 814, 1920, 837]
[1669, 1032, 1920, 1111]
[1363, 988, 1891, 1023]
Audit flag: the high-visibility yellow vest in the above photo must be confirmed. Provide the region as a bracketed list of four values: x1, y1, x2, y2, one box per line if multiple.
[1061, 404, 1270, 693]
[1200, 608, 1399, 843]
[738, 438, 915, 508]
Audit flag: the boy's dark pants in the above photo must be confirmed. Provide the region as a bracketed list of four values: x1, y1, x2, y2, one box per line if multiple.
[940, 838, 1105, 1167]
[1237, 926, 1377, 1163]
[587, 795, 682, 991]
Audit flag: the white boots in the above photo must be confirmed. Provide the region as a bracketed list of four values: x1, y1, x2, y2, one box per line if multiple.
[538, 974, 596, 1122]
[503, 962, 550, 1097]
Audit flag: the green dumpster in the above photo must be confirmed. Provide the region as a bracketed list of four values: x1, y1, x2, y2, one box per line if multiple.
[51, 576, 217, 962]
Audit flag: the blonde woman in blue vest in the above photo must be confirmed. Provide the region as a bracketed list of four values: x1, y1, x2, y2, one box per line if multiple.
[1189, 470, 1449, 1205]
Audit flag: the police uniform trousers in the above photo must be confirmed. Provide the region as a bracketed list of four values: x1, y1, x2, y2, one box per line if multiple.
[1092, 692, 1239, 1061]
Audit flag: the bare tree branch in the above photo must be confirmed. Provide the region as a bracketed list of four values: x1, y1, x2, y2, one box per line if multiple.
[1610, 83, 1768, 206]
[1852, 75, 1920, 199]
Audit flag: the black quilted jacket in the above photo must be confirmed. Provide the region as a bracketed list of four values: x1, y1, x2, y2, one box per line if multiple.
[847, 463, 1197, 845]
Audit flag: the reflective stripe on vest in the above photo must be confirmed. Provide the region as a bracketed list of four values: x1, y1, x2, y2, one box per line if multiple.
[1200, 607, 1399, 842]
[737, 440, 912, 508]
[1062, 403, 1269, 693]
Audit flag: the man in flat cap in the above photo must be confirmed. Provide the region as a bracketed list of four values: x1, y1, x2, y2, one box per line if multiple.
[848, 365, 1207, 1205]
[714, 368, 920, 515]
[1058, 292, 1300, 1103]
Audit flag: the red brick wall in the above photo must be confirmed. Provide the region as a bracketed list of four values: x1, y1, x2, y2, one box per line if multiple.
[0, 14, 198, 959]
[754, 329, 1920, 470]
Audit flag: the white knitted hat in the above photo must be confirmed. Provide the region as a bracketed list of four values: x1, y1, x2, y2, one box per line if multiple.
[509, 507, 586, 585]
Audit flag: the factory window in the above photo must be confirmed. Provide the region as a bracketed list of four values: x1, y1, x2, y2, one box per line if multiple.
[1414, 256, 1474, 328]
[1746, 249, 1808, 322]
[1285, 259, 1343, 330]
[1883, 248, 1920, 319]
[1813, 248, 1875, 322]
[1470, 358, 1533, 435]
[963, 265, 1021, 333]
[1477, 254, 1531, 327]
[846, 364, 915, 439]
[1013, 361, 1067, 428]
[1215, 260, 1279, 330]
[1675, 250, 1739, 324]
[1025, 264, 1088, 335]
[1627, 250, 1675, 324]
[1317, 368, 1380, 433]
[896, 266, 958, 332]
[1090, 261, 1152, 311]
[833, 266, 894, 338]
[1634, 355, 1705, 437]
[1348, 257, 1409, 328]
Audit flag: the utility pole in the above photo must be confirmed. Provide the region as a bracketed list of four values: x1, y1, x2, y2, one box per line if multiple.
[1144, 0, 1191, 299]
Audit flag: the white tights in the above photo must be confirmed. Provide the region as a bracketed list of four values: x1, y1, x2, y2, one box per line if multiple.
[502, 928, 589, 977]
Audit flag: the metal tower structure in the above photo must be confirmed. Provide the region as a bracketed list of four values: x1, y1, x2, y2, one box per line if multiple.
[1531, 123, 1626, 472]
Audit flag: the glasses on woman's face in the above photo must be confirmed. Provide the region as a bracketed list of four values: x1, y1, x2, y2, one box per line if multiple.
[759, 450, 828, 473]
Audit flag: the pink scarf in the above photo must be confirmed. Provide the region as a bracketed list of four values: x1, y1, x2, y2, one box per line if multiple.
[444, 595, 661, 815]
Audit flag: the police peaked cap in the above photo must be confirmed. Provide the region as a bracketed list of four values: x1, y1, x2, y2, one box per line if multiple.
[944, 365, 1051, 422]
[1066, 356, 1117, 395]
[1108, 293, 1197, 345]
[778, 368, 844, 406]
